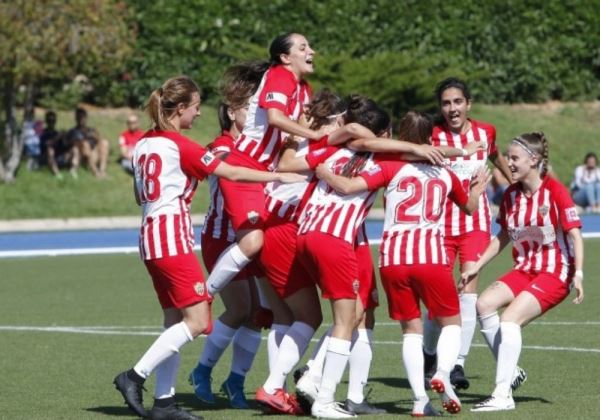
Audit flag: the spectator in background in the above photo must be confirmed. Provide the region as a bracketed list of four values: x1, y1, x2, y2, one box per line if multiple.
[67, 107, 110, 179]
[487, 154, 511, 206]
[23, 119, 44, 170]
[571, 152, 600, 213]
[43, 111, 80, 179]
[118, 114, 144, 174]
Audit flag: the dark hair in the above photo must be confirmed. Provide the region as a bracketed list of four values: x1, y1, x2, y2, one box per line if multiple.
[269, 33, 296, 65]
[341, 95, 391, 178]
[396, 111, 433, 145]
[435, 77, 472, 105]
[75, 107, 87, 120]
[344, 95, 391, 136]
[584, 152, 597, 164]
[221, 61, 269, 109]
[146, 75, 200, 131]
[513, 132, 549, 177]
[217, 102, 232, 132]
[45, 110, 57, 123]
[305, 89, 347, 130]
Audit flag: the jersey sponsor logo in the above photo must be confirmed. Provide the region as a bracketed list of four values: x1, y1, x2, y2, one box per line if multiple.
[265, 92, 287, 105]
[311, 148, 327, 157]
[247, 210, 260, 225]
[194, 282, 205, 296]
[352, 279, 360, 294]
[201, 152, 216, 166]
[565, 207, 580, 222]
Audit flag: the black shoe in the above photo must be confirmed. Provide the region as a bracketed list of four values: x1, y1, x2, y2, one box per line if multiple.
[293, 365, 309, 384]
[423, 351, 437, 390]
[295, 392, 313, 416]
[113, 371, 147, 418]
[345, 398, 387, 415]
[450, 364, 470, 390]
[148, 403, 203, 420]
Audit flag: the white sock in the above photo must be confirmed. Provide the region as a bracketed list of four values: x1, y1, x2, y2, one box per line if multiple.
[307, 332, 330, 383]
[134, 322, 193, 378]
[347, 329, 372, 403]
[231, 326, 261, 376]
[199, 319, 237, 368]
[403, 334, 427, 400]
[457, 293, 477, 368]
[316, 337, 351, 404]
[206, 244, 251, 296]
[479, 311, 500, 359]
[423, 314, 440, 355]
[494, 322, 522, 398]
[267, 324, 289, 373]
[435, 325, 462, 375]
[154, 352, 181, 399]
[263, 322, 315, 394]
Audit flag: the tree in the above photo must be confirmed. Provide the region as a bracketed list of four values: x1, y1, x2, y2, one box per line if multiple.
[0, 0, 133, 183]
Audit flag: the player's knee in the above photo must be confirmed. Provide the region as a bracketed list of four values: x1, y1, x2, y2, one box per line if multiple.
[476, 296, 495, 317]
[238, 230, 263, 257]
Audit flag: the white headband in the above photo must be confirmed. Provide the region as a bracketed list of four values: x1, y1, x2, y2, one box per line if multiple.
[512, 137, 538, 157]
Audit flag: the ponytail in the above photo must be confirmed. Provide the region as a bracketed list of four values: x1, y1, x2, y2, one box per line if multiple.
[145, 76, 200, 131]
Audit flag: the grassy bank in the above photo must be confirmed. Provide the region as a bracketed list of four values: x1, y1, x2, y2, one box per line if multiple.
[1, 102, 598, 220]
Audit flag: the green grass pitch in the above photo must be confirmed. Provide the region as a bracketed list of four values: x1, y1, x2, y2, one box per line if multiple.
[1, 242, 599, 419]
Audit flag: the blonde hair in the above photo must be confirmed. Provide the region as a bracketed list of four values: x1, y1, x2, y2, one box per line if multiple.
[146, 76, 200, 130]
[512, 132, 549, 176]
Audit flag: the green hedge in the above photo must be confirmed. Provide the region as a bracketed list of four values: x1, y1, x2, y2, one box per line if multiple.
[87, 0, 600, 110]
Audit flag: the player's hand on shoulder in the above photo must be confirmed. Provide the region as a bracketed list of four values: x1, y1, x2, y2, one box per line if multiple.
[416, 144, 445, 165]
[459, 268, 478, 292]
[315, 163, 331, 179]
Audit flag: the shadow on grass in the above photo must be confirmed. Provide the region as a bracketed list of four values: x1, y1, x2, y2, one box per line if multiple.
[85, 406, 136, 417]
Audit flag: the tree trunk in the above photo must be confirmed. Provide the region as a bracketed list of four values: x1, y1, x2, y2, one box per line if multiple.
[0, 76, 26, 183]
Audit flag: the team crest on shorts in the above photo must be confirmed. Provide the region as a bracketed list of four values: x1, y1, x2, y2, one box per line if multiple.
[539, 205, 549, 216]
[352, 279, 360, 294]
[194, 282, 205, 296]
[247, 210, 260, 225]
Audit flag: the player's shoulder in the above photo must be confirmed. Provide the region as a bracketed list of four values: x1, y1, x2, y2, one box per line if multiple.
[544, 175, 570, 195]
[267, 64, 296, 82]
[471, 119, 496, 134]
[209, 131, 235, 150]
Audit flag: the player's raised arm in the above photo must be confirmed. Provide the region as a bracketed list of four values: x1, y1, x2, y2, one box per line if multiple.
[314, 163, 369, 194]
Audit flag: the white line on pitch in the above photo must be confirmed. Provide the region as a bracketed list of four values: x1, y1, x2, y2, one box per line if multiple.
[1, 325, 599, 354]
[372, 321, 600, 326]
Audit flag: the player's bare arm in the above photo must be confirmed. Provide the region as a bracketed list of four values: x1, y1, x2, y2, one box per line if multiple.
[276, 137, 311, 172]
[267, 108, 328, 141]
[214, 161, 307, 184]
[568, 227, 585, 304]
[490, 151, 513, 183]
[315, 163, 369, 194]
[460, 166, 491, 215]
[347, 138, 446, 165]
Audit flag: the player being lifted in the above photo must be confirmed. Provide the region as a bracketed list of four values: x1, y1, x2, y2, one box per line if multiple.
[423, 77, 513, 390]
[112, 75, 304, 420]
[464, 132, 584, 412]
[315, 111, 489, 416]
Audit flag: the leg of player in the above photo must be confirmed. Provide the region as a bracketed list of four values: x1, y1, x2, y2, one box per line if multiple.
[345, 306, 386, 415]
[206, 229, 258, 296]
[189, 280, 251, 405]
[114, 302, 210, 419]
[422, 313, 440, 389]
[401, 318, 442, 417]
[311, 298, 357, 419]
[429, 315, 462, 414]
[472, 292, 541, 412]
[452, 261, 479, 390]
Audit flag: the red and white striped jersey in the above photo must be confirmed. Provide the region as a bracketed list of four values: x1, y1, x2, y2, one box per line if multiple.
[361, 158, 468, 267]
[234, 65, 311, 171]
[265, 136, 329, 222]
[133, 130, 220, 260]
[431, 119, 497, 236]
[201, 131, 235, 242]
[298, 147, 378, 244]
[498, 176, 581, 282]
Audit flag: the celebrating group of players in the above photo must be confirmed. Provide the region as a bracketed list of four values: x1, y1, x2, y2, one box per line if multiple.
[113, 32, 585, 420]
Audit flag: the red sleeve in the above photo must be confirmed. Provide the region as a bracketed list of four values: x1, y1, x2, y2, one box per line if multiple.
[258, 66, 296, 113]
[208, 132, 234, 155]
[486, 124, 498, 157]
[447, 169, 469, 207]
[308, 135, 329, 151]
[305, 146, 339, 169]
[359, 159, 403, 191]
[551, 178, 582, 231]
[179, 140, 221, 180]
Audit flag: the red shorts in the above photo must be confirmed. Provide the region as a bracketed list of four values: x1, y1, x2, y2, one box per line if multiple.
[200, 234, 262, 281]
[498, 270, 570, 313]
[445, 230, 490, 267]
[297, 231, 359, 301]
[144, 252, 210, 309]
[379, 263, 459, 321]
[355, 243, 379, 310]
[219, 152, 266, 231]
[261, 220, 314, 299]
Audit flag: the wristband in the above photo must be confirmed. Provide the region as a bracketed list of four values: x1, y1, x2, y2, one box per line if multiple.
[574, 269, 584, 279]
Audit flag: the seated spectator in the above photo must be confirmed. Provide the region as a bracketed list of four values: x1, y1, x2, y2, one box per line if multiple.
[66, 107, 110, 179]
[42, 111, 79, 179]
[118, 114, 144, 174]
[23, 119, 44, 170]
[571, 152, 600, 213]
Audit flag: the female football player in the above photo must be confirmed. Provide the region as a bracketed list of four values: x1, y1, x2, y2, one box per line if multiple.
[112, 75, 304, 420]
[463, 132, 584, 412]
